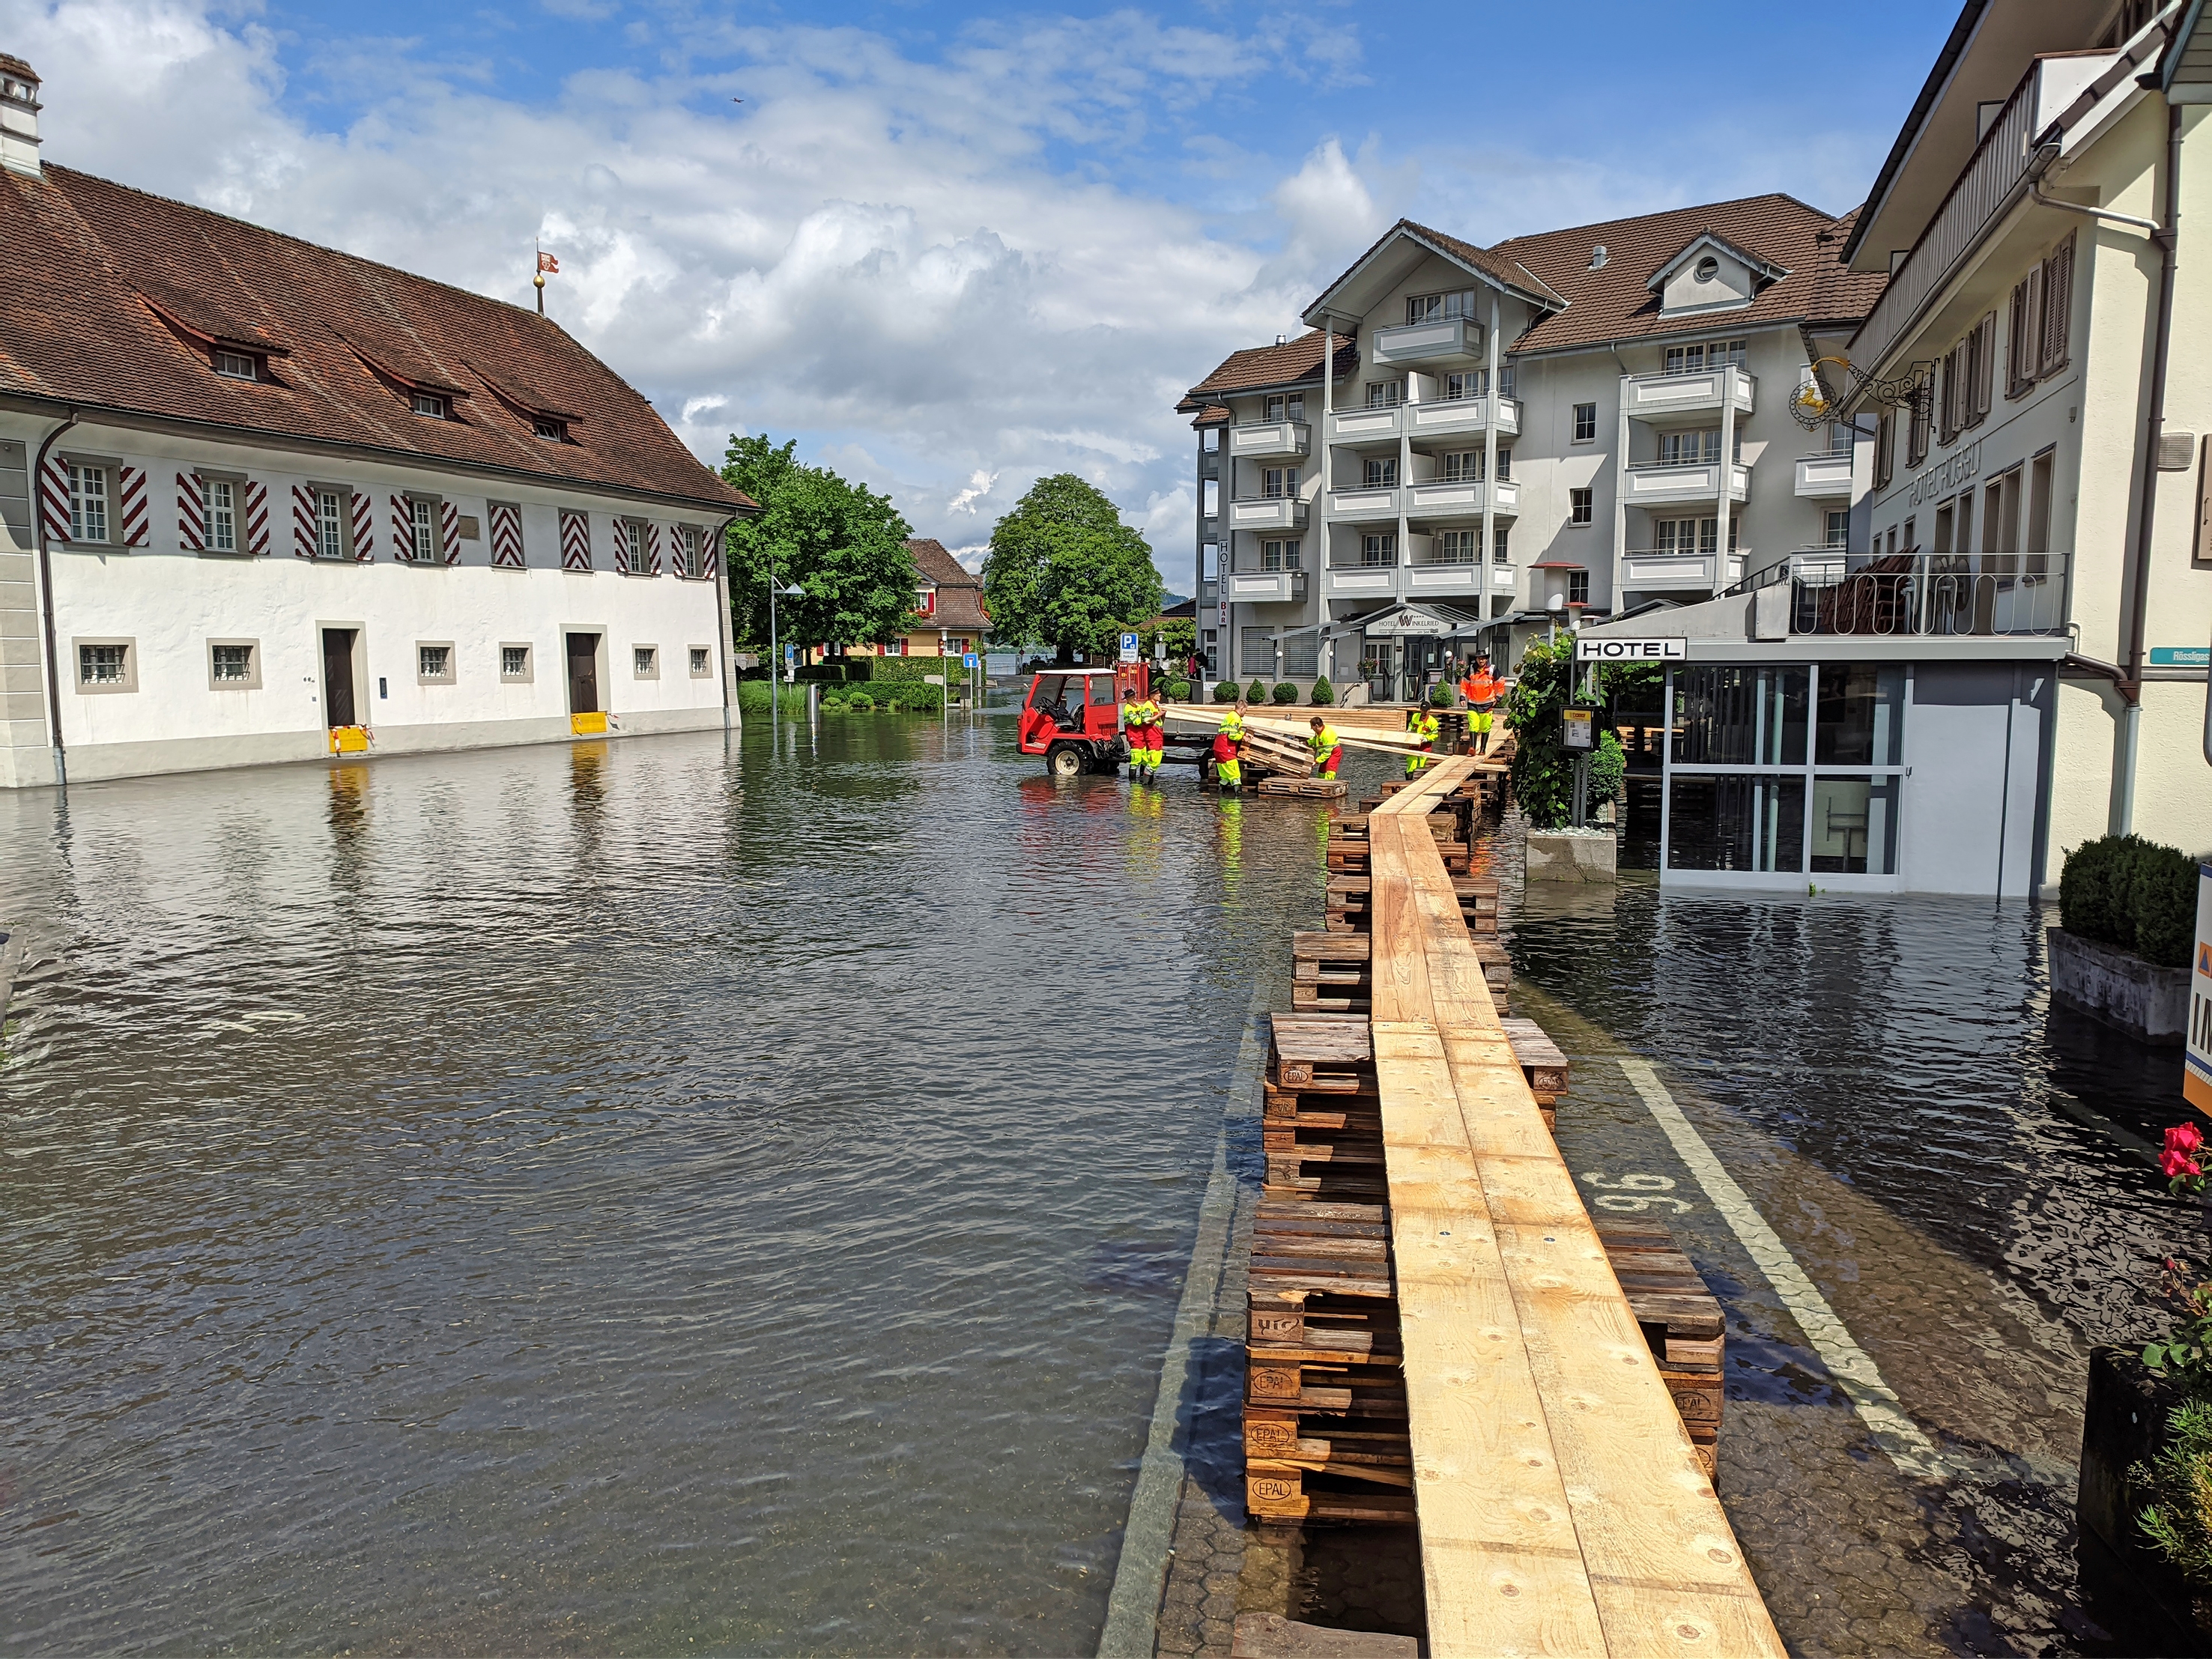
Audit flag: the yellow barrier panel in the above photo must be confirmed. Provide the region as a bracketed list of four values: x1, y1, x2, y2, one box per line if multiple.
[328, 726, 371, 755]
[571, 712, 609, 736]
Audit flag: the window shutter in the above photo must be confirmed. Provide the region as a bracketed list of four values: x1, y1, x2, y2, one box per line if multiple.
[40, 456, 70, 543]
[391, 494, 413, 559]
[560, 509, 591, 571]
[703, 524, 719, 581]
[489, 502, 524, 568]
[2040, 236, 2073, 375]
[1972, 312, 1996, 424]
[175, 470, 204, 551]
[292, 485, 316, 558]
[243, 480, 269, 557]
[1937, 348, 1958, 446]
[440, 500, 461, 564]
[648, 521, 664, 575]
[2020, 265, 2043, 386]
[351, 488, 374, 560]
[119, 466, 148, 546]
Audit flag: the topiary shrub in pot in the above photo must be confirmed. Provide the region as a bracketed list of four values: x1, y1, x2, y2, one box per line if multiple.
[1167, 679, 1191, 702]
[1213, 680, 1239, 703]
[1247, 678, 1267, 704]
[1271, 681, 1298, 705]
[1428, 682, 1455, 708]
[1310, 675, 1334, 706]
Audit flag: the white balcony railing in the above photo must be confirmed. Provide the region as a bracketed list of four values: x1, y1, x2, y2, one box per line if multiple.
[1794, 455, 1855, 498]
[1228, 421, 1310, 462]
[1372, 316, 1482, 366]
[1623, 367, 1754, 420]
[1323, 564, 1399, 600]
[1327, 486, 1399, 520]
[1405, 478, 1519, 519]
[1619, 551, 1747, 591]
[1327, 406, 1403, 445]
[1408, 395, 1521, 440]
[1623, 461, 1750, 508]
[1227, 494, 1308, 531]
[1405, 562, 1485, 598]
[1225, 567, 1308, 604]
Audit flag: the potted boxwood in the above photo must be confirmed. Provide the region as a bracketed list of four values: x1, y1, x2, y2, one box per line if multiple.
[2051, 835, 2198, 1044]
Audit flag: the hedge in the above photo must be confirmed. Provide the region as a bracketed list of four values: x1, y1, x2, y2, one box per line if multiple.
[1270, 682, 1298, 705]
[1213, 681, 1240, 703]
[2061, 834, 2199, 968]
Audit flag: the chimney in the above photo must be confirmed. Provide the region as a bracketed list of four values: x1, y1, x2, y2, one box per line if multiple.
[0, 55, 40, 179]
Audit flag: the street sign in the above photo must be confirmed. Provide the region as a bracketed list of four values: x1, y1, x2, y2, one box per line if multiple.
[1578, 637, 1687, 663]
[1119, 631, 1139, 664]
[1563, 706, 1596, 750]
[2189, 864, 2212, 1115]
[2152, 646, 2211, 667]
[963, 653, 979, 669]
[1154, 634, 1166, 661]
[784, 644, 796, 661]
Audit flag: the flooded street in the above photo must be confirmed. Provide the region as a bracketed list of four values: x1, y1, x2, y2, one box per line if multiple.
[1, 713, 2200, 1655]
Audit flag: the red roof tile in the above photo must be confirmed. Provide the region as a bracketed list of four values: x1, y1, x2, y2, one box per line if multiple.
[0, 164, 747, 512]
[1181, 330, 1358, 403]
[906, 537, 988, 631]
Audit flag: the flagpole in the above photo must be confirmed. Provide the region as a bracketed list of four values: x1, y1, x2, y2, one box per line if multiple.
[534, 239, 545, 316]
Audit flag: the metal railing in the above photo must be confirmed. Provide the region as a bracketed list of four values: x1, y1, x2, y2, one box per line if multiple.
[1727, 551, 2070, 637]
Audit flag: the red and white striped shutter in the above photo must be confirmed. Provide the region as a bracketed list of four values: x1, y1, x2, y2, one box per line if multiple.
[175, 470, 205, 551]
[351, 488, 374, 560]
[118, 466, 149, 547]
[40, 455, 70, 543]
[490, 502, 524, 568]
[648, 521, 664, 575]
[440, 500, 461, 565]
[704, 524, 719, 581]
[292, 485, 316, 558]
[391, 494, 413, 560]
[244, 479, 269, 557]
[561, 509, 590, 571]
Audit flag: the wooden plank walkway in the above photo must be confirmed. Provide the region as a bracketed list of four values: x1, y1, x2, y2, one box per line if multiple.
[1365, 757, 1782, 1658]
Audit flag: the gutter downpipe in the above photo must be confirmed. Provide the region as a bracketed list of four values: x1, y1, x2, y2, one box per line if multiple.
[31, 410, 77, 792]
[2114, 99, 2184, 834]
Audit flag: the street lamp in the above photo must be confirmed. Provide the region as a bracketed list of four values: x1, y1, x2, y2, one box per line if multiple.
[768, 578, 805, 725]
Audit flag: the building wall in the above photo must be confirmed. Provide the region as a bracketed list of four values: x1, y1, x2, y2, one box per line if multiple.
[0, 434, 43, 788]
[0, 413, 733, 787]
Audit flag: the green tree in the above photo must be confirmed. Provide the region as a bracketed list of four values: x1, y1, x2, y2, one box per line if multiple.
[1141, 616, 1198, 664]
[721, 434, 916, 651]
[982, 474, 1164, 664]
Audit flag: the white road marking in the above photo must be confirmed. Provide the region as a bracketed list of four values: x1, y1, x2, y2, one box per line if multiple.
[1617, 1055, 1951, 1481]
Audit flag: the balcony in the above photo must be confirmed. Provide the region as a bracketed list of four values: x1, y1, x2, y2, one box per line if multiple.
[1228, 494, 1308, 531]
[1408, 395, 1520, 440]
[1751, 551, 2070, 637]
[1372, 316, 1482, 366]
[1623, 461, 1750, 509]
[1623, 366, 1755, 421]
[1323, 562, 1399, 601]
[1405, 561, 1486, 599]
[1328, 406, 1402, 446]
[1327, 485, 1399, 521]
[1405, 478, 1518, 521]
[1225, 566, 1309, 604]
[1794, 455, 1855, 498]
[1228, 421, 1311, 462]
[1621, 551, 1747, 592]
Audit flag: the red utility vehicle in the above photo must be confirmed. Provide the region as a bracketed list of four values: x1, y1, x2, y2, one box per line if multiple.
[1018, 664, 1151, 777]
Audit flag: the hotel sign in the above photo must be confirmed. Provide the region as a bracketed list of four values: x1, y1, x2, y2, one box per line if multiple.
[1578, 637, 1688, 662]
[1906, 440, 1981, 506]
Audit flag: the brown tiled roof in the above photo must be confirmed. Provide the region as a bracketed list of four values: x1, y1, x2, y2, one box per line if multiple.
[0, 53, 36, 79]
[1489, 194, 1887, 356]
[1181, 330, 1358, 403]
[1312, 219, 1561, 315]
[1186, 403, 1230, 427]
[0, 164, 747, 512]
[906, 537, 988, 631]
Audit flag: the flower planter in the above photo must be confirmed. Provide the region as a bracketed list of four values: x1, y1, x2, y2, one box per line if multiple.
[2047, 926, 2190, 1046]
[2079, 1345, 2212, 1653]
[1526, 828, 1617, 885]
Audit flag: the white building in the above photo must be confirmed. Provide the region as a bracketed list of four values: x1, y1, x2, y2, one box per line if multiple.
[0, 53, 751, 790]
[1179, 201, 1882, 700]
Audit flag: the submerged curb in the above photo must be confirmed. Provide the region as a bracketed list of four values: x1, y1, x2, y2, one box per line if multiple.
[0, 926, 18, 1026]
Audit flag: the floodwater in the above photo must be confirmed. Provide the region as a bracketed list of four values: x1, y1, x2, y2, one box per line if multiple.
[0, 713, 1332, 1654]
[2, 712, 2201, 1657]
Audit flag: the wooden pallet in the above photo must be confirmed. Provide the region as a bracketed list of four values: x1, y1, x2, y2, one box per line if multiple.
[1597, 1217, 1727, 1478]
[1258, 776, 1349, 799]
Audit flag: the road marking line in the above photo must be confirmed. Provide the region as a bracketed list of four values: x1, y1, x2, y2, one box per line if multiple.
[1097, 998, 1266, 1657]
[1617, 1055, 1949, 1481]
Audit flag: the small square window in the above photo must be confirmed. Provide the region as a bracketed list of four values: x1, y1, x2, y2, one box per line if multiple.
[77, 640, 131, 689]
[533, 416, 566, 442]
[634, 645, 658, 679]
[210, 642, 255, 685]
[413, 391, 446, 419]
[1569, 569, 1591, 605]
[1570, 487, 1593, 527]
[417, 643, 455, 684]
[688, 646, 712, 678]
[500, 643, 533, 682]
[1572, 402, 1597, 443]
[214, 350, 258, 380]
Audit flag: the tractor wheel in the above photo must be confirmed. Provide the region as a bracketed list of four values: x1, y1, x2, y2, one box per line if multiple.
[1046, 744, 1085, 778]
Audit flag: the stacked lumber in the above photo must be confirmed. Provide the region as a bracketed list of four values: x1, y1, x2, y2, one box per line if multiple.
[1258, 776, 1350, 799]
[1598, 1218, 1727, 1480]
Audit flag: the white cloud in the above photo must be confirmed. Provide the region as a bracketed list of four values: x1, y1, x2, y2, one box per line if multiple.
[945, 470, 999, 515]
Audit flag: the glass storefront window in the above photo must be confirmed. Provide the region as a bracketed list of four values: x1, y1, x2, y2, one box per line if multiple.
[1666, 775, 1805, 872]
[1809, 775, 1900, 874]
[1814, 664, 1906, 765]
[1672, 667, 1808, 765]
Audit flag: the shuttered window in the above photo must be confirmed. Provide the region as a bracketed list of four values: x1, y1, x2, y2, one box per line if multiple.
[2038, 234, 2073, 376]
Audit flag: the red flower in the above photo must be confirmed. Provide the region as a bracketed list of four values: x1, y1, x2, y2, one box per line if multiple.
[2164, 1150, 2204, 1179]
[2171, 1123, 2206, 1156]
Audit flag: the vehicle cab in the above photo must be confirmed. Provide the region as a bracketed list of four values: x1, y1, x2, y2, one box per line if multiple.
[1019, 664, 1151, 775]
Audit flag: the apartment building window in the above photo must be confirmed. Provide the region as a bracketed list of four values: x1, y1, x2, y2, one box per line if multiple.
[1655, 518, 1736, 556]
[75, 639, 134, 692]
[2008, 234, 2074, 397]
[1939, 313, 1996, 444]
[1874, 410, 1896, 489]
[1363, 457, 1398, 488]
[409, 497, 439, 562]
[1493, 525, 1511, 564]
[1360, 533, 1397, 567]
[1829, 421, 1855, 454]
[1825, 510, 1849, 549]
[1440, 450, 1482, 482]
[1443, 371, 1479, 402]
[2027, 450, 2056, 562]
[1664, 339, 1747, 374]
[204, 477, 240, 553]
[314, 487, 348, 559]
[1406, 289, 1479, 324]
[1658, 430, 1724, 466]
[417, 643, 455, 683]
[1264, 393, 1306, 422]
[1364, 380, 1403, 409]
[1263, 467, 1299, 499]
[500, 644, 533, 681]
[1436, 530, 1479, 564]
[1570, 487, 1594, 526]
[1906, 385, 1930, 469]
[1568, 570, 1590, 606]
[1496, 446, 1512, 481]
[1261, 538, 1302, 571]
[1572, 403, 1597, 443]
[67, 461, 109, 543]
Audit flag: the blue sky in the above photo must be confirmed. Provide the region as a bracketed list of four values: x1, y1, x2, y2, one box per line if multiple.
[14, 0, 1959, 587]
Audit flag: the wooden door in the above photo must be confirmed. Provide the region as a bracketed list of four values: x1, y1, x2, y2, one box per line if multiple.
[321, 628, 357, 727]
[566, 632, 600, 714]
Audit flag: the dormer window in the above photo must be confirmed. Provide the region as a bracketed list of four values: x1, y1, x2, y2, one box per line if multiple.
[533, 416, 566, 442]
[1694, 256, 1720, 283]
[214, 349, 258, 380]
[413, 391, 446, 419]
